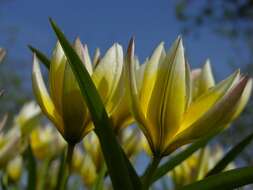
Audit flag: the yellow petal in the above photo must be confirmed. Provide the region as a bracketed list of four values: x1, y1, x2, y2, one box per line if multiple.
[74, 38, 93, 75]
[199, 59, 215, 93]
[32, 55, 63, 134]
[49, 42, 66, 114]
[229, 78, 252, 121]
[179, 70, 239, 133]
[92, 43, 123, 107]
[61, 63, 90, 143]
[168, 77, 249, 154]
[147, 37, 186, 152]
[139, 42, 166, 115]
[185, 61, 192, 109]
[125, 39, 156, 152]
[93, 48, 101, 67]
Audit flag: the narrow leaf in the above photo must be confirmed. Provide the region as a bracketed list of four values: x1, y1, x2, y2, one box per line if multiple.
[49, 18, 141, 190]
[179, 167, 253, 190]
[206, 131, 253, 176]
[26, 145, 37, 190]
[152, 131, 218, 183]
[28, 45, 50, 69]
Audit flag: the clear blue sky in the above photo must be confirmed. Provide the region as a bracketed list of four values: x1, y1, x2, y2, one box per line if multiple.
[0, 0, 243, 90]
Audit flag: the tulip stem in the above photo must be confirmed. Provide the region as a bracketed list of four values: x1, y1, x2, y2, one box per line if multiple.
[142, 156, 161, 190]
[66, 143, 75, 170]
[57, 144, 75, 190]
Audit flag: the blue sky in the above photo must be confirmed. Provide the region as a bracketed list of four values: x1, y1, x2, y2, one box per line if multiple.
[0, 0, 243, 90]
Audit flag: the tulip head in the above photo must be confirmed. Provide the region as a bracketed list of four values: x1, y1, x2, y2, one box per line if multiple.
[30, 125, 65, 160]
[126, 37, 252, 157]
[32, 39, 132, 144]
[6, 156, 23, 183]
[14, 101, 41, 135]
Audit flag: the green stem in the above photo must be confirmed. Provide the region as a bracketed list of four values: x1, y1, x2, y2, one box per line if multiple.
[37, 158, 51, 190]
[55, 143, 75, 190]
[26, 145, 37, 190]
[66, 144, 75, 171]
[142, 156, 161, 190]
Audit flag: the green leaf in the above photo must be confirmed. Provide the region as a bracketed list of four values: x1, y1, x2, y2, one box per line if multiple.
[28, 45, 50, 69]
[206, 131, 253, 177]
[152, 132, 218, 183]
[26, 145, 37, 190]
[179, 167, 253, 190]
[49, 18, 141, 190]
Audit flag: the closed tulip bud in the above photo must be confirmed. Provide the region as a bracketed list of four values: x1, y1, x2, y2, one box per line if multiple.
[126, 37, 252, 157]
[30, 126, 65, 160]
[6, 156, 22, 182]
[14, 101, 41, 134]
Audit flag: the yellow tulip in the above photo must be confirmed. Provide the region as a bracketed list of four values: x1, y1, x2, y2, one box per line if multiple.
[30, 125, 65, 160]
[126, 37, 252, 157]
[32, 39, 131, 144]
[14, 101, 41, 134]
[6, 155, 23, 182]
[171, 145, 235, 188]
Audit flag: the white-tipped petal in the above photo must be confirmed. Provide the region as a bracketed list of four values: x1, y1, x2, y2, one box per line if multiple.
[32, 55, 63, 134]
[49, 42, 66, 113]
[92, 43, 123, 106]
[180, 70, 239, 132]
[74, 38, 93, 75]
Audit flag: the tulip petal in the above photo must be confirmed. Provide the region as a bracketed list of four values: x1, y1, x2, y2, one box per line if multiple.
[229, 78, 252, 121]
[61, 63, 90, 143]
[185, 60, 192, 109]
[179, 70, 240, 133]
[139, 42, 166, 114]
[32, 54, 63, 134]
[93, 48, 101, 67]
[147, 37, 186, 152]
[199, 59, 215, 92]
[126, 39, 156, 152]
[49, 42, 66, 113]
[74, 38, 93, 75]
[167, 77, 249, 153]
[92, 44, 123, 107]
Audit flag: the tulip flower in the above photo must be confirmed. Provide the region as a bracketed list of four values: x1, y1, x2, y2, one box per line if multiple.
[14, 101, 41, 134]
[30, 125, 65, 160]
[32, 39, 132, 145]
[126, 37, 252, 157]
[6, 155, 23, 183]
[171, 145, 235, 188]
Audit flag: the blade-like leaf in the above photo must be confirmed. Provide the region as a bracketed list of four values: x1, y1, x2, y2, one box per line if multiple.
[152, 131, 218, 183]
[28, 45, 50, 69]
[179, 167, 253, 190]
[49, 18, 141, 190]
[206, 131, 253, 177]
[26, 145, 37, 190]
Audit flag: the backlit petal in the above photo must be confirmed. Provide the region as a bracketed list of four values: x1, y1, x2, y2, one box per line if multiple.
[92, 44, 123, 106]
[49, 42, 66, 114]
[32, 55, 63, 134]
[179, 70, 239, 133]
